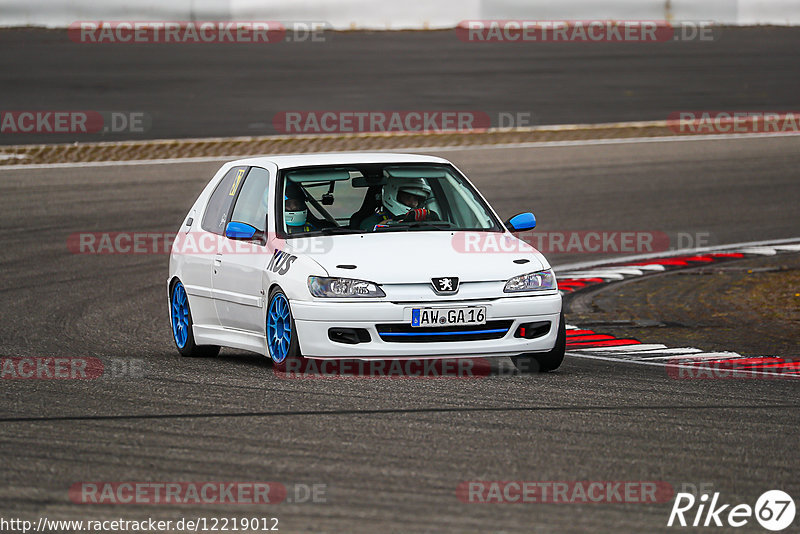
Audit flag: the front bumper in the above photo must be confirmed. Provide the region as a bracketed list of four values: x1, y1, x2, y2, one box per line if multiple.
[291, 292, 562, 359]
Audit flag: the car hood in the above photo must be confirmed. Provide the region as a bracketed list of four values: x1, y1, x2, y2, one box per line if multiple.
[285, 231, 548, 284]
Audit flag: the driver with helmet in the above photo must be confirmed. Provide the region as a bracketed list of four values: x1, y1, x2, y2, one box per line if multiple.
[284, 183, 317, 234]
[359, 177, 438, 230]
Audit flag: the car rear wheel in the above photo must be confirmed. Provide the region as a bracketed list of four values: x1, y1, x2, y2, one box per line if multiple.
[170, 280, 220, 358]
[266, 287, 303, 370]
[511, 312, 566, 373]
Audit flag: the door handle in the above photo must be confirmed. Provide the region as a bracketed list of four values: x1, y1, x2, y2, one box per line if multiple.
[213, 254, 223, 267]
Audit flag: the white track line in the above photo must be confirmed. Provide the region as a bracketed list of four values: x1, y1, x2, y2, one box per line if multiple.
[572, 344, 669, 352]
[637, 352, 745, 361]
[407, 131, 800, 152]
[581, 347, 704, 357]
[736, 246, 778, 255]
[571, 267, 647, 275]
[557, 271, 627, 280]
[0, 155, 233, 171]
[629, 264, 667, 271]
[1, 130, 799, 171]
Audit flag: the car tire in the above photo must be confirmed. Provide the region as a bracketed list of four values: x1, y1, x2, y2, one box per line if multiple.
[170, 280, 220, 358]
[266, 287, 304, 371]
[511, 312, 566, 373]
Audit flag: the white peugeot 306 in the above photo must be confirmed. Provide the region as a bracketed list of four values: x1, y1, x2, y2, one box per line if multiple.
[168, 153, 565, 372]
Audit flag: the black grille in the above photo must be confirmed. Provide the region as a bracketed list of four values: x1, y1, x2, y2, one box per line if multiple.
[376, 321, 512, 343]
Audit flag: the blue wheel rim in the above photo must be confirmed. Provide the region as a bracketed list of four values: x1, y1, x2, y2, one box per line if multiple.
[171, 282, 190, 349]
[267, 292, 292, 363]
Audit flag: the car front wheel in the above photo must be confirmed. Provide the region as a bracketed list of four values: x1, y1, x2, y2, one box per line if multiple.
[266, 287, 303, 370]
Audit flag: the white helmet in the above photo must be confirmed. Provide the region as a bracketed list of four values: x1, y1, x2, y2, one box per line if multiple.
[284, 196, 308, 227]
[381, 177, 432, 217]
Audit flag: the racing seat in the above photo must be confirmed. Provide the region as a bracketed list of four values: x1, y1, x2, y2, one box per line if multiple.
[348, 186, 382, 229]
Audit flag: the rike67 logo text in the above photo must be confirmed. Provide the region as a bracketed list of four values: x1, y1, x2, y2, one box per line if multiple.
[668, 490, 795, 530]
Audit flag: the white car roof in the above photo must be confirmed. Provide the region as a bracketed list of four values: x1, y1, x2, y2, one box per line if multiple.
[230, 152, 450, 170]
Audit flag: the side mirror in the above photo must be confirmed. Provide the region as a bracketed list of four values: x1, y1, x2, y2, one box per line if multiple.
[225, 221, 257, 240]
[505, 212, 536, 232]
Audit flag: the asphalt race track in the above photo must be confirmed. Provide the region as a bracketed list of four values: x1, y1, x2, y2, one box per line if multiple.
[1, 27, 799, 144]
[1, 135, 799, 532]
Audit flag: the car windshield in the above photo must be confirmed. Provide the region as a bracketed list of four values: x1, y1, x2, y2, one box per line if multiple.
[278, 163, 501, 236]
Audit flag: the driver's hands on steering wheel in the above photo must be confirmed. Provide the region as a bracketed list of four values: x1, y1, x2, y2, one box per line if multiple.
[402, 208, 440, 222]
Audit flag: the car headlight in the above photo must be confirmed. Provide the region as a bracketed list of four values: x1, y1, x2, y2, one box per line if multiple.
[308, 276, 386, 298]
[503, 269, 557, 293]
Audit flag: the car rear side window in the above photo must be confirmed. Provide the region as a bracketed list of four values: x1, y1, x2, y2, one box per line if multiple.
[230, 167, 271, 232]
[201, 166, 247, 235]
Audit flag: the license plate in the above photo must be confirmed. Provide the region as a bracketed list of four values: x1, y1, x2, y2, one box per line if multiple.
[411, 306, 486, 327]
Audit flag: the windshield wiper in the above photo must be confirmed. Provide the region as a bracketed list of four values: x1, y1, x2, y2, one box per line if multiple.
[403, 222, 453, 230]
[314, 227, 364, 235]
[373, 222, 453, 232]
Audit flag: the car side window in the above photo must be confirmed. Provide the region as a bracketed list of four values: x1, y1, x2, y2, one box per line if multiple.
[230, 167, 271, 232]
[201, 166, 247, 235]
